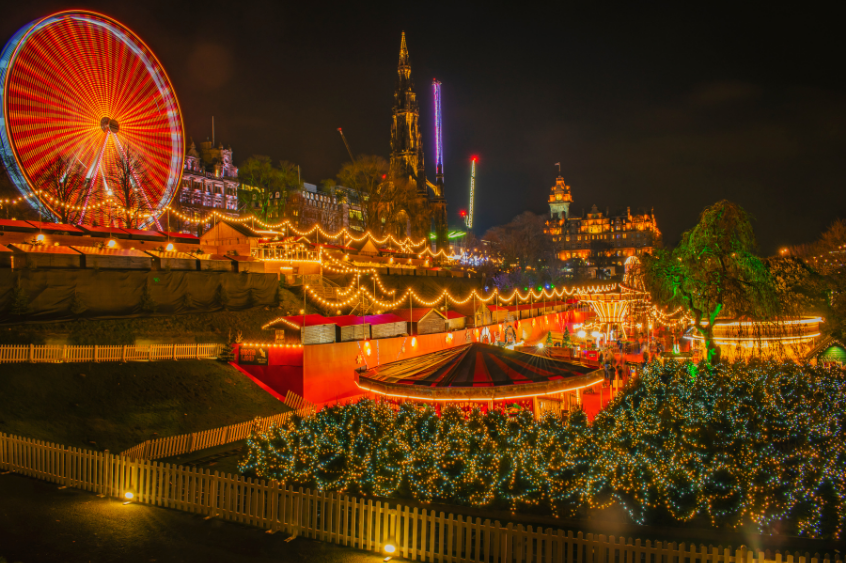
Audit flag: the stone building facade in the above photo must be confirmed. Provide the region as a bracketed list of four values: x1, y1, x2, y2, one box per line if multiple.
[544, 175, 661, 265]
[172, 139, 239, 233]
[288, 184, 346, 232]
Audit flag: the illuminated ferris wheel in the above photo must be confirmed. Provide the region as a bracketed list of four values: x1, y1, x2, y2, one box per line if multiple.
[0, 11, 184, 228]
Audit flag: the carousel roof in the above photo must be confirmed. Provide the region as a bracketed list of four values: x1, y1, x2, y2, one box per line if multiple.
[355, 343, 602, 401]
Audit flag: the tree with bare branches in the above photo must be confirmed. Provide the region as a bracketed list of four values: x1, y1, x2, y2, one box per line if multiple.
[108, 148, 153, 228]
[33, 155, 90, 224]
[337, 155, 391, 233]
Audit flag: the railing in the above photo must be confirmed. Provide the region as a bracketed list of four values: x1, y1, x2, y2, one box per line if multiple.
[120, 390, 315, 460]
[0, 432, 839, 563]
[0, 343, 223, 364]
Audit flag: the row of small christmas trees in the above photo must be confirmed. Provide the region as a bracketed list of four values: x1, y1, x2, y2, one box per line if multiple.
[240, 360, 846, 539]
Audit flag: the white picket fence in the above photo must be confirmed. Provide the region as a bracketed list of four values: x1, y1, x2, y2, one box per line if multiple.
[0, 343, 223, 364]
[120, 390, 316, 460]
[0, 432, 839, 563]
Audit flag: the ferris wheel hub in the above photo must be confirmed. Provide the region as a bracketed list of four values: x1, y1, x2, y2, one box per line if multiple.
[99, 117, 120, 134]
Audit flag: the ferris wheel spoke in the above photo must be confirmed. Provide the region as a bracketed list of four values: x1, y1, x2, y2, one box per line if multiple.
[77, 134, 111, 224]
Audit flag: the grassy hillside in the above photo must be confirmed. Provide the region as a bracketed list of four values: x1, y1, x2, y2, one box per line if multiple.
[0, 287, 316, 345]
[0, 361, 287, 453]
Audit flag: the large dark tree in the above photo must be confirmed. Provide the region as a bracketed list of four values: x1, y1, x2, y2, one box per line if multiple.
[483, 211, 554, 268]
[812, 219, 846, 339]
[641, 200, 777, 362]
[238, 155, 299, 223]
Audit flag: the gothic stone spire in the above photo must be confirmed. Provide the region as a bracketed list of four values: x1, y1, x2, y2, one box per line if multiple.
[390, 32, 426, 195]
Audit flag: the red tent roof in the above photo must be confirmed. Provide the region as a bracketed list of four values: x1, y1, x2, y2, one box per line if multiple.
[444, 311, 465, 320]
[363, 313, 407, 325]
[331, 315, 368, 327]
[75, 225, 130, 238]
[159, 231, 200, 242]
[277, 314, 334, 329]
[120, 228, 166, 240]
[0, 219, 39, 232]
[25, 221, 84, 233]
[390, 308, 444, 322]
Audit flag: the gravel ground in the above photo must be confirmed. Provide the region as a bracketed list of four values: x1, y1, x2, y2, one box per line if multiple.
[0, 473, 392, 563]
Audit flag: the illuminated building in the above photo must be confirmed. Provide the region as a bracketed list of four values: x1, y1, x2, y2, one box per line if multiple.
[172, 139, 239, 233]
[288, 184, 346, 232]
[389, 33, 447, 244]
[543, 175, 661, 268]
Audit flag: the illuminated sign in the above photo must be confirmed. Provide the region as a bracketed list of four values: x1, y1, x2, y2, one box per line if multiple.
[239, 346, 268, 365]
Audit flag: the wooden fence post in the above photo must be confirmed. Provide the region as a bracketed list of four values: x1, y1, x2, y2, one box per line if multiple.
[63, 445, 70, 487]
[94, 345, 99, 363]
[173, 344, 177, 361]
[122, 345, 127, 363]
[62, 345, 67, 363]
[103, 449, 111, 497]
[29, 343, 34, 362]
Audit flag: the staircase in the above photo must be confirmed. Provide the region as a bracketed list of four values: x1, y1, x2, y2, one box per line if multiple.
[305, 276, 376, 314]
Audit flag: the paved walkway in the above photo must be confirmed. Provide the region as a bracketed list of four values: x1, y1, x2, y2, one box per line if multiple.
[0, 473, 387, 563]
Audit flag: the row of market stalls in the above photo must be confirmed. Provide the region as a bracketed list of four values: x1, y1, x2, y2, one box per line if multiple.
[0, 219, 265, 273]
[0, 219, 267, 272]
[199, 221, 473, 280]
[0, 243, 265, 272]
[267, 300, 581, 345]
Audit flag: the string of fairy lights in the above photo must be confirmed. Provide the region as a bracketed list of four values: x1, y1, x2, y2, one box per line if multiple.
[262, 277, 621, 329]
[0, 190, 156, 216]
[240, 361, 846, 538]
[156, 206, 429, 248]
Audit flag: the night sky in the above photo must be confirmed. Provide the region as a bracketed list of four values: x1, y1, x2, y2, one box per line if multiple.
[2, 1, 844, 253]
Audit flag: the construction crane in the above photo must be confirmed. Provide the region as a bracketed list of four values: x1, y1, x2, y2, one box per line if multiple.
[466, 157, 476, 229]
[337, 128, 355, 162]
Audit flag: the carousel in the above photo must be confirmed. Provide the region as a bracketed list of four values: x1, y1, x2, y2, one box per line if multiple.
[354, 342, 603, 417]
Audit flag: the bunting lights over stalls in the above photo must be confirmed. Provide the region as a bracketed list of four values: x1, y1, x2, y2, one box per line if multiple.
[262, 281, 620, 330]
[160, 209, 429, 248]
[0, 11, 184, 229]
